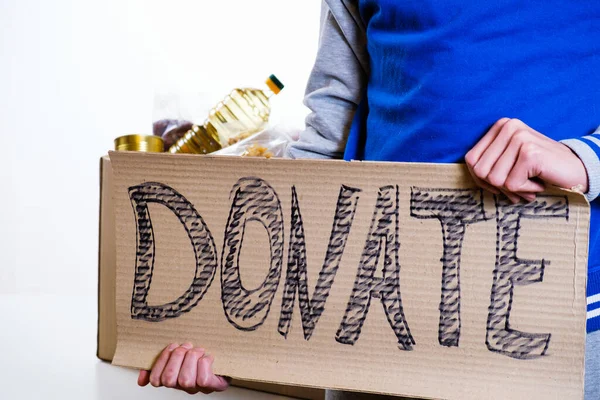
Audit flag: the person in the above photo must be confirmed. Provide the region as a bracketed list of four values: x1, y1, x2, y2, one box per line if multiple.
[138, 1, 600, 398]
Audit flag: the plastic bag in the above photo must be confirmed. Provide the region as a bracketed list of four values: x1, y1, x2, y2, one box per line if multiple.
[153, 119, 194, 149]
[152, 92, 212, 150]
[212, 125, 300, 158]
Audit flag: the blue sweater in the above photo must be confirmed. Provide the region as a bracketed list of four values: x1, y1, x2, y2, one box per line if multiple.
[344, 0, 600, 332]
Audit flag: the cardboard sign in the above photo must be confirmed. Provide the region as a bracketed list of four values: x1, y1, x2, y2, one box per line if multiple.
[109, 151, 589, 400]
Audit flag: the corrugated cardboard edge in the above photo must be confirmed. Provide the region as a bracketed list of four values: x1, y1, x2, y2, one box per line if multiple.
[97, 156, 117, 361]
[231, 380, 325, 400]
[572, 189, 591, 397]
[535, 186, 589, 400]
[97, 154, 324, 400]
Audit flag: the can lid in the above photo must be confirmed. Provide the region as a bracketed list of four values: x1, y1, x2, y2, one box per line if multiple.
[114, 134, 164, 152]
[266, 74, 284, 94]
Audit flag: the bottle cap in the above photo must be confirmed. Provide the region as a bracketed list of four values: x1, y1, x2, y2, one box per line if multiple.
[114, 134, 164, 152]
[266, 74, 284, 94]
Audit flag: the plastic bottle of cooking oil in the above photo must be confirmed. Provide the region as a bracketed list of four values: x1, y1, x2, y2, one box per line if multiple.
[169, 74, 284, 154]
[167, 124, 222, 154]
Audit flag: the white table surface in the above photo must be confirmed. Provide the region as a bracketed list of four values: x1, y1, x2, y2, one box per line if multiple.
[0, 293, 296, 400]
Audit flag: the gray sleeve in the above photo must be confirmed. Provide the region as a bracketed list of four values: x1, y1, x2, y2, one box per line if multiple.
[286, 1, 368, 160]
[561, 130, 600, 202]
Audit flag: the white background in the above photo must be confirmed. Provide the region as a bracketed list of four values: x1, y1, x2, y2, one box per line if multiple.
[0, 0, 321, 398]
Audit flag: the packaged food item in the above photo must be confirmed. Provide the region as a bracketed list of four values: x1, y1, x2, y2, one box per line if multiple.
[114, 134, 164, 152]
[152, 92, 202, 150]
[212, 125, 299, 159]
[169, 75, 284, 154]
[243, 144, 274, 158]
[153, 119, 193, 149]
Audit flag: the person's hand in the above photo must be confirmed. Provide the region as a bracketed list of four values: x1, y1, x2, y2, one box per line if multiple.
[137, 343, 230, 395]
[465, 118, 589, 203]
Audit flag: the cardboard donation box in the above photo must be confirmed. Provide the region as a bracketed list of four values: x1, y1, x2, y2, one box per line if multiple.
[98, 151, 590, 400]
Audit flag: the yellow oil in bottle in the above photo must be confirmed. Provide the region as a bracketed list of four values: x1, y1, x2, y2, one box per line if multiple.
[168, 75, 284, 154]
[207, 88, 269, 145]
[168, 124, 221, 154]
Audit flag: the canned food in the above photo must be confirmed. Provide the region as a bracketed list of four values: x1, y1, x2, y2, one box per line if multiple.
[114, 134, 164, 152]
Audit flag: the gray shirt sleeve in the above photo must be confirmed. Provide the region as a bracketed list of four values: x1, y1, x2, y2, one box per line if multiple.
[286, 1, 368, 160]
[561, 134, 600, 201]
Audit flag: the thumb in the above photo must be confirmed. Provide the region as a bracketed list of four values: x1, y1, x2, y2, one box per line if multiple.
[505, 143, 582, 193]
[504, 153, 545, 193]
[138, 370, 150, 387]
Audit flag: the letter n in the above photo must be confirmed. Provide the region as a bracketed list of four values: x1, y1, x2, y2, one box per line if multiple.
[278, 185, 361, 340]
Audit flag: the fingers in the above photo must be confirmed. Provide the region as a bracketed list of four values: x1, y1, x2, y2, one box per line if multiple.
[484, 132, 524, 189]
[487, 134, 546, 199]
[515, 191, 537, 202]
[465, 117, 510, 166]
[466, 162, 500, 194]
[499, 188, 522, 204]
[465, 118, 511, 195]
[504, 144, 545, 195]
[149, 343, 179, 387]
[197, 355, 230, 393]
[161, 342, 193, 388]
[177, 347, 205, 392]
[466, 118, 547, 202]
[138, 370, 150, 387]
[472, 120, 524, 179]
[141, 343, 229, 395]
